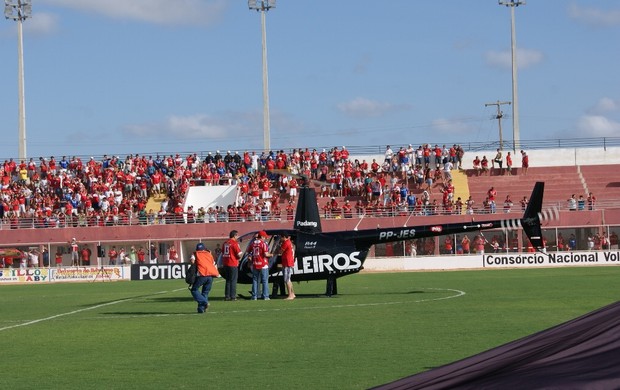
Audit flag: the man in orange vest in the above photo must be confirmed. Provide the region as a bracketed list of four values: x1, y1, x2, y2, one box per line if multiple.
[191, 243, 220, 313]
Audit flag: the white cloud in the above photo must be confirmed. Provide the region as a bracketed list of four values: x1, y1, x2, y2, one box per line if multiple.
[431, 118, 475, 136]
[168, 114, 228, 138]
[25, 13, 59, 35]
[485, 48, 544, 70]
[337, 97, 411, 118]
[576, 115, 620, 137]
[588, 97, 620, 115]
[568, 4, 620, 27]
[125, 114, 230, 139]
[40, 0, 227, 27]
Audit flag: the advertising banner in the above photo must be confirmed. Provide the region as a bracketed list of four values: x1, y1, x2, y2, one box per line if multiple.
[130, 263, 189, 281]
[50, 267, 126, 282]
[0, 268, 50, 283]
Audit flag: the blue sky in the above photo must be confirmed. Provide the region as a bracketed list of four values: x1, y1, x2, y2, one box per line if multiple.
[0, 0, 619, 159]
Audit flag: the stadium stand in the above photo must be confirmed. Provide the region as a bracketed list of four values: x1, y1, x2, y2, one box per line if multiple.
[465, 166, 585, 210]
[579, 164, 620, 202]
[1, 144, 620, 229]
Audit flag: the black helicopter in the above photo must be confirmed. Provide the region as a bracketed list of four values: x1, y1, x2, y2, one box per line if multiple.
[234, 180, 548, 295]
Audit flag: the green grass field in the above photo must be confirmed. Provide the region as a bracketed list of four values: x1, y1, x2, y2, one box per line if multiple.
[2, 266, 619, 389]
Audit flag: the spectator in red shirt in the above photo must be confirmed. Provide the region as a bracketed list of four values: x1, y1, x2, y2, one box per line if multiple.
[506, 151, 513, 175]
[80, 246, 91, 266]
[480, 156, 489, 175]
[137, 247, 146, 264]
[520, 150, 529, 175]
[108, 246, 118, 265]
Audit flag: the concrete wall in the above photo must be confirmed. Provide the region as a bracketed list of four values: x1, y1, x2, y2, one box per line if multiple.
[350, 146, 620, 171]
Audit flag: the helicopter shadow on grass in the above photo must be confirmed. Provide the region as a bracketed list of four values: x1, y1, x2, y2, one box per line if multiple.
[101, 311, 191, 316]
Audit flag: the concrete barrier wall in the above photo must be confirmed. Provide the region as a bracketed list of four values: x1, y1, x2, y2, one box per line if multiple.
[351, 146, 620, 170]
[364, 250, 620, 271]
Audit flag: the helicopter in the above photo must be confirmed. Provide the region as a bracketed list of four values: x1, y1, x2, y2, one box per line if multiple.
[233, 179, 548, 295]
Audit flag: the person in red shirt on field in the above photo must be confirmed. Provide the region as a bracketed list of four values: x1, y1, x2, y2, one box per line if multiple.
[250, 230, 273, 300]
[221, 230, 242, 301]
[280, 233, 296, 300]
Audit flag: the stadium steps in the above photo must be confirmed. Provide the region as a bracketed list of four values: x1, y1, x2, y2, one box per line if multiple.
[579, 164, 620, 201]
[451, 169, 470, 203]
[146, 193, 166, 213]
[465, 166, 582, 206]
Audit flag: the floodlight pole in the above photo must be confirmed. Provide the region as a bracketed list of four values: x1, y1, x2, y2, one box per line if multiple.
[485, 100, 511, 151]
[248, 0, 275, 153]
[5, 0, 31, 160]
[499, 0, 524, 154]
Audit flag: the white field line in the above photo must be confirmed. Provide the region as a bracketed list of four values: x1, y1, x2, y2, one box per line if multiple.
[0, 288, 183, 332]
[0, 287, 465, 327]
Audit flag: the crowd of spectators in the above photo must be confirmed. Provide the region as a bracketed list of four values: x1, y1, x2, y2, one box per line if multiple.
[0, 154, 188, 229]
[0, 143, 471, 228]
[566, 192, 597, 211]
[0, 142, 601, 229]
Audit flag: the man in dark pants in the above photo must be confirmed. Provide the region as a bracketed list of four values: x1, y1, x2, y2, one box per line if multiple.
[272, 277, 286, 298]
[191, 243, 220, 313]
[221, 230, 241, 301]
[326, 273, 338, 297]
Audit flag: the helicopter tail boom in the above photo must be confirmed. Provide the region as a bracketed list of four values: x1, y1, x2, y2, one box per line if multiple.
[352, 182, 548, 251]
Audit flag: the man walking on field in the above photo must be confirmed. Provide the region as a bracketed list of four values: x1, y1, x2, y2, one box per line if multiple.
[191, 243, 220, 313]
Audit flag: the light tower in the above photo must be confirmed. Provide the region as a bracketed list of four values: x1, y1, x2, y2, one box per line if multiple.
[248, 0, 275, 153]
[499, 0, 524, 153]
[4, 0, 31, 160]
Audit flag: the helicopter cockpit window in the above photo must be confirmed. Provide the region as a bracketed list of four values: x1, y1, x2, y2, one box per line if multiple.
[237, 232, 282, 259]
[267, 235, 282, 256]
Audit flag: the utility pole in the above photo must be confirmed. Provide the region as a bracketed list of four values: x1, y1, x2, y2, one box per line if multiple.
[485, 100, 511, 150]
